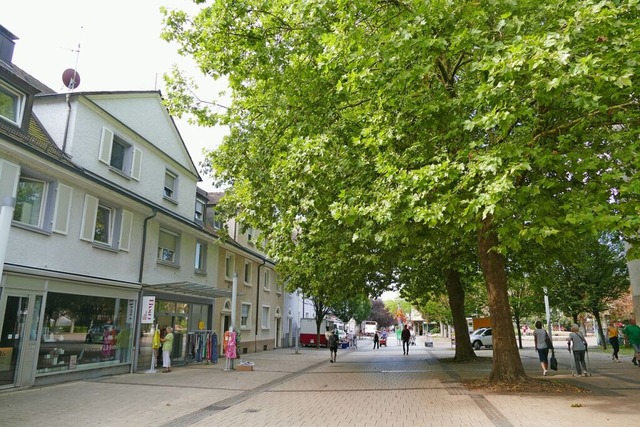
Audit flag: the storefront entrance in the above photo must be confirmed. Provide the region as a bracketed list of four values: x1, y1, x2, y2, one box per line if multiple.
[0, 291, 43, 388]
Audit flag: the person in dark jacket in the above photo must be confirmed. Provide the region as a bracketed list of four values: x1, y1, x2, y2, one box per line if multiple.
[401, 325, 411, 355]
[328, 330, 339, 363]
[373, 331, 380, 349]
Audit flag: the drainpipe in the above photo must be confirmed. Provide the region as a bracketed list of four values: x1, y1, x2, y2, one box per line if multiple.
[62, 94, 72, 153]
[255, 259, 266, 352]
[131, 208, 158, 372]
[138, 208, 158, 283]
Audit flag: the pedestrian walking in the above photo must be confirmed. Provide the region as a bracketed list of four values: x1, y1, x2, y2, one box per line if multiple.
[401, 324, 411, 355]
[622, 318, 640, 367]
[160, 326, 174, 373]
[373, 331, 380, 349]
[608, 322, 621, 362]
[328, 329, 339, 363]
[567, 324, 588, 377]
[533, 320, 553, 376]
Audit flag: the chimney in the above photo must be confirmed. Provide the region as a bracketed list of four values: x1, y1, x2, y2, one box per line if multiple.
[0, 24, 18, 65]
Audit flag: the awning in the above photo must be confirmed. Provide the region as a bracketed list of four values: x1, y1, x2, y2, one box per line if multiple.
[143, 281, 233, 299]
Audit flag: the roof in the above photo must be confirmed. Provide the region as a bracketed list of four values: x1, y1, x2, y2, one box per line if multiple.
[0, 114, 76, 168]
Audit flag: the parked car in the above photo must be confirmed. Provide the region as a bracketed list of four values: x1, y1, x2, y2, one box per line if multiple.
[470, 327, 493, 350]
[85, 325, 117, 343]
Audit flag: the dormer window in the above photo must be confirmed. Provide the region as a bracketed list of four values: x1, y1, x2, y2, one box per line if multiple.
[0, 80, 25, 126]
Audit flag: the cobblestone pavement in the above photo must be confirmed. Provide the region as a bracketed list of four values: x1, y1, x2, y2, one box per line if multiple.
[1, 334, 639, 426]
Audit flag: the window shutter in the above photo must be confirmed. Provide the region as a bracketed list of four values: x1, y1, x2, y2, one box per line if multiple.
[119, 209, 133, 251]
[0, 159, 20, 199]
[52, 183, 73, 234]
[131, 148, 142, 181]
[99, 128, 114, 164]
[80, 194, 99, 242]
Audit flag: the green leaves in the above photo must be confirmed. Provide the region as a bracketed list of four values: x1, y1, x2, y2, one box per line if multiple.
[163, 0, 640, 309]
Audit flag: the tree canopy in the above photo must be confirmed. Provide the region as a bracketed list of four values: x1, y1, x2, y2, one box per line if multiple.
[162, 0, 640, 382]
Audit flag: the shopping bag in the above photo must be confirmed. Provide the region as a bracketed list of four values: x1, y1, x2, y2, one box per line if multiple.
[549, 350, 558, 371]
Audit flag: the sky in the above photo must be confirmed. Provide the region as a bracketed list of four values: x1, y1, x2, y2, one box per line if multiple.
[3, 0, 228, 191]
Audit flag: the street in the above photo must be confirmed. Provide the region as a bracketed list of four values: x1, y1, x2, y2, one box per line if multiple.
[1, 334, 639, 426]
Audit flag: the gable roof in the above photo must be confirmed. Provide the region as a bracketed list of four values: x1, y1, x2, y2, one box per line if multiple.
[35, 90, 202, 181]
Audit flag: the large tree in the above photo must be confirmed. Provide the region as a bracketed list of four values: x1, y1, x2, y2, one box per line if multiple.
[162, 0, 640, 383]
[368, 299, 395, 328]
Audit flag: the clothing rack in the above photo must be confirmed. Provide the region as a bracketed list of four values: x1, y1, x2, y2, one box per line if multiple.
[185, 331, 218, 364]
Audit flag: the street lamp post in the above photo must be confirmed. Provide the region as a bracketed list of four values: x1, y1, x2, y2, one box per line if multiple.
[544, 287, 552, 338]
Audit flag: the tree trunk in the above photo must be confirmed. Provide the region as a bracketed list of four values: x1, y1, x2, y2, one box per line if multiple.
[594, 309, 606, 350]
[514, 316, 522, 349]
[478, 215, 527, 383]
[445, 268, 477, 362]
[316, 319, 322, 349]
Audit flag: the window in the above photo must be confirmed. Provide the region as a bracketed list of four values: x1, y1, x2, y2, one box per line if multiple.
[195, 241, 206, 272]
[110, 138, 127, 171]
[195, 200, 205, 222]
[164, 170, 178, 200]
[261, 305, 270, 329]
[263, 269, 270, 291]
[98, 127, 142, 180]
[94, 204, 113, 244]
[212, 210, 222, 229]
[240, 303, 251, 329]
[0, 81, 25, 126]
[157, 229, 179, 264]
[13, 176, 46, 227]
[244, 260, 252, 285]
[246, 226, 254, 244]
[80, 194, 133, 251]
[37, 292, 135, 373]
[10, 167, 73, 235]
[225, 253, 235, 280]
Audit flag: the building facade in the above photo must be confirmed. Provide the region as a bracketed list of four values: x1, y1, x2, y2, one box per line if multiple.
[0, 24, 282, 390]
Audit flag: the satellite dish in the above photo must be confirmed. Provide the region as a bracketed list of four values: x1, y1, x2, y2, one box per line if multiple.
[62, 68, 81, 90]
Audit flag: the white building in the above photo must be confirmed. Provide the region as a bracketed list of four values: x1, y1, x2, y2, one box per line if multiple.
[0, 23, 283, 390]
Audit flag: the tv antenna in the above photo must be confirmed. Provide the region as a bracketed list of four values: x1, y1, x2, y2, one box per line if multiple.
[61, 27, 82, 91]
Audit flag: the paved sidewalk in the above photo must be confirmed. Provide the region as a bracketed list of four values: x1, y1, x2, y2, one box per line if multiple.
[1, 335, 639, 426]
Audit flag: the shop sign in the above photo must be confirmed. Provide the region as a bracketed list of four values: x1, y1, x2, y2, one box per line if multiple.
[141, 296, 156, 324]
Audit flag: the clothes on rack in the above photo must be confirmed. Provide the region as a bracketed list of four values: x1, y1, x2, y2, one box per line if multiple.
[185, 331, 218, 364]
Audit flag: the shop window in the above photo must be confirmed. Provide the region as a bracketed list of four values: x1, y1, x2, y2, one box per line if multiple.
[37, 292, 135, 374]
[240, 303, 251, 329]
[156, 301, 176, 312]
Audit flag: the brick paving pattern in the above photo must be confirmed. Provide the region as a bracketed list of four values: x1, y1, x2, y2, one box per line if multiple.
[1, 334, 639, 426]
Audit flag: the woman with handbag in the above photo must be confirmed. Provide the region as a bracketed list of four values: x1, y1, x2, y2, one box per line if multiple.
[533, 320, 553, 376]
